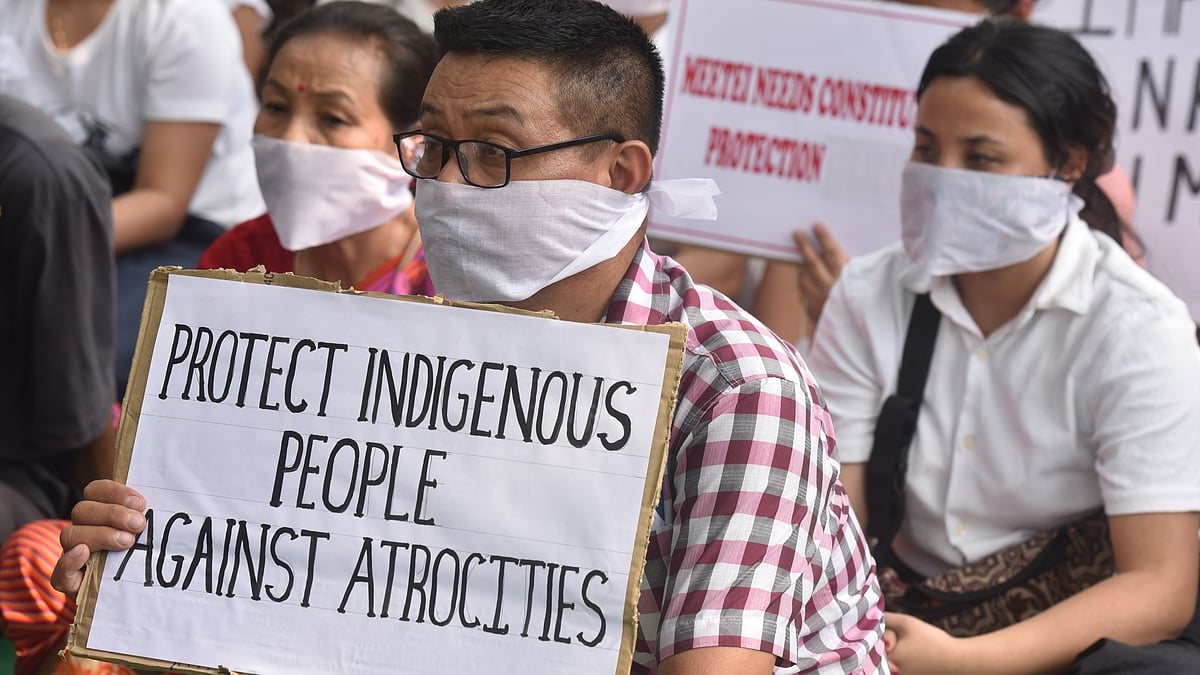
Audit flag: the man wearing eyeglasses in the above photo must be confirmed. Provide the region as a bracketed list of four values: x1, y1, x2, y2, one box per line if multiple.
[50, 0, 885, 672]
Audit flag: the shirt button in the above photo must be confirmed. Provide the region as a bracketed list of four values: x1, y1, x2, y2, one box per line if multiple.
[963, 435, 976, 450]
[955, 521, 968, 536]
[976, 349, 990, 362]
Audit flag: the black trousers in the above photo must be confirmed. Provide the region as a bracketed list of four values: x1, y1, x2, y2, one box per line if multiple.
[115, 215, 224, 399]
[1070, 600, 1200, 673]
[0, 460, 78, 542]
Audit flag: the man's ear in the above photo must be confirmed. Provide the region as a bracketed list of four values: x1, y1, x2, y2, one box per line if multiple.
[608, 140, 654, 194]
[1011, 0, 1035, 21]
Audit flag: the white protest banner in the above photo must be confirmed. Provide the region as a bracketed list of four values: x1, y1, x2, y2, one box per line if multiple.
[1034, 0, 1200, 320]
[649, 0, 970, 260]
[69, 269, 685, 675]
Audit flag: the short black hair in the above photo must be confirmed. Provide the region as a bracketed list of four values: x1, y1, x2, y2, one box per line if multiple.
[919, 18, 1121, 240]
[433, 0, 666, 156]
[267, 1, 439, 130]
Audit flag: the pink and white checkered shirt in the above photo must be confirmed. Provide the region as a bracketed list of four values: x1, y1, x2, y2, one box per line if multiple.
[606, 242, 886, 674]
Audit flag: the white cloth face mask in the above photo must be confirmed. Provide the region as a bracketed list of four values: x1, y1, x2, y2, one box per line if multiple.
[900, 161, 1080, 277]
[252, 135, 414, 251]
[414, 177, 719, 303]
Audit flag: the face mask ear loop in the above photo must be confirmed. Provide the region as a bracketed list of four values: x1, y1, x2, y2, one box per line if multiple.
[644, 178, 721, 220]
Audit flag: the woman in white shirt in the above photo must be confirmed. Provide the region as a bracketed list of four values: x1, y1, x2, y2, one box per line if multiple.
[808, 18, 1200, 675]
[0, 0, 266, 396]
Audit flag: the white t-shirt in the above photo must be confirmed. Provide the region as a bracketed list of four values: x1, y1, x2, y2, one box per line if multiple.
[809, 214, 1200, 578]
[225, 0, 271, 21]
[0, 0, 265, 228]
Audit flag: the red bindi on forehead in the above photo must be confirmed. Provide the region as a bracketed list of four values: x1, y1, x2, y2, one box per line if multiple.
[297, 84, 306, 92]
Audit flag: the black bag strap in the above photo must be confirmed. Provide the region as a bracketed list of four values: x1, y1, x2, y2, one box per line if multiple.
[866, 293, 942, 564]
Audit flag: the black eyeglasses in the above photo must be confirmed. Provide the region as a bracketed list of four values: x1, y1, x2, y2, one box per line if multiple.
[393, 131, 624, 188]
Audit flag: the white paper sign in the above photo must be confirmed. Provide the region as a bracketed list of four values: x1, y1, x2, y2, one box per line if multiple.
[649, 0, 970, 260]
[80, 273, 680, 675]
[1034, 0, 1200, 319]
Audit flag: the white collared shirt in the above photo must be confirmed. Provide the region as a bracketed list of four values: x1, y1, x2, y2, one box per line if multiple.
[809, 215, 1200, 577]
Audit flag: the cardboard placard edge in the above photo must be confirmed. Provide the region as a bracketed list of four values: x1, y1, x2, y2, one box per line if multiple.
[68, 264, 190, 662]
[603, 320, 686, 675]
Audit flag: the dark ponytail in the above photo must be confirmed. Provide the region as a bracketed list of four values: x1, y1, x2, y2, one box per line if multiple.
[917, 18, 1122, 241]
[1072, 179, 1122, 243]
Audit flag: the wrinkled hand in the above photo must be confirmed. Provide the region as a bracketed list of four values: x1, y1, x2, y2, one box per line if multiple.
[884, 612, 970, 675]
[52, 480, 147, 595]
[793, 223, 848, 326]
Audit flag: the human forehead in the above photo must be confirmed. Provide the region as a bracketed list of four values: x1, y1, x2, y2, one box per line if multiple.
[419, 53, 572, 141]
[272, 32, 387, 86]
[919, 77, 1030, 128]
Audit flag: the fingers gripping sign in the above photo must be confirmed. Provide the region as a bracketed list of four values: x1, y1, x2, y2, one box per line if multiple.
[52, 480, 147, 596]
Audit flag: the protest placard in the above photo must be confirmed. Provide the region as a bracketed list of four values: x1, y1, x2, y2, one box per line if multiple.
[1034, 0, 1200, 318]
[68, 268, 686, 675]
[649, 0, 970, 261]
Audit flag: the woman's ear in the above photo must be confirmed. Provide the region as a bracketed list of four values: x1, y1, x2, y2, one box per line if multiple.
[1058, 145, 1089, 182]
[608, 140, 654, 194]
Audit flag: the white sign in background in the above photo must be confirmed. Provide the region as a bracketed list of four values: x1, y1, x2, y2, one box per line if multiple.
[85, 275, 673, 674]
[1034, 0, 1200, 319]
[650, 0, 969, 261]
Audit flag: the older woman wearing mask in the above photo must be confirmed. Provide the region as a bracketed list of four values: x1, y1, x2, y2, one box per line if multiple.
[201, 1, 436, 296]
[0, 4, 435, 674]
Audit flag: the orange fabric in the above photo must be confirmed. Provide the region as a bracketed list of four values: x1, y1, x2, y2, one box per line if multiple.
[353, 251, 407, 290]
[1, 521, 139, 675]
[1, 520, 74, 674]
